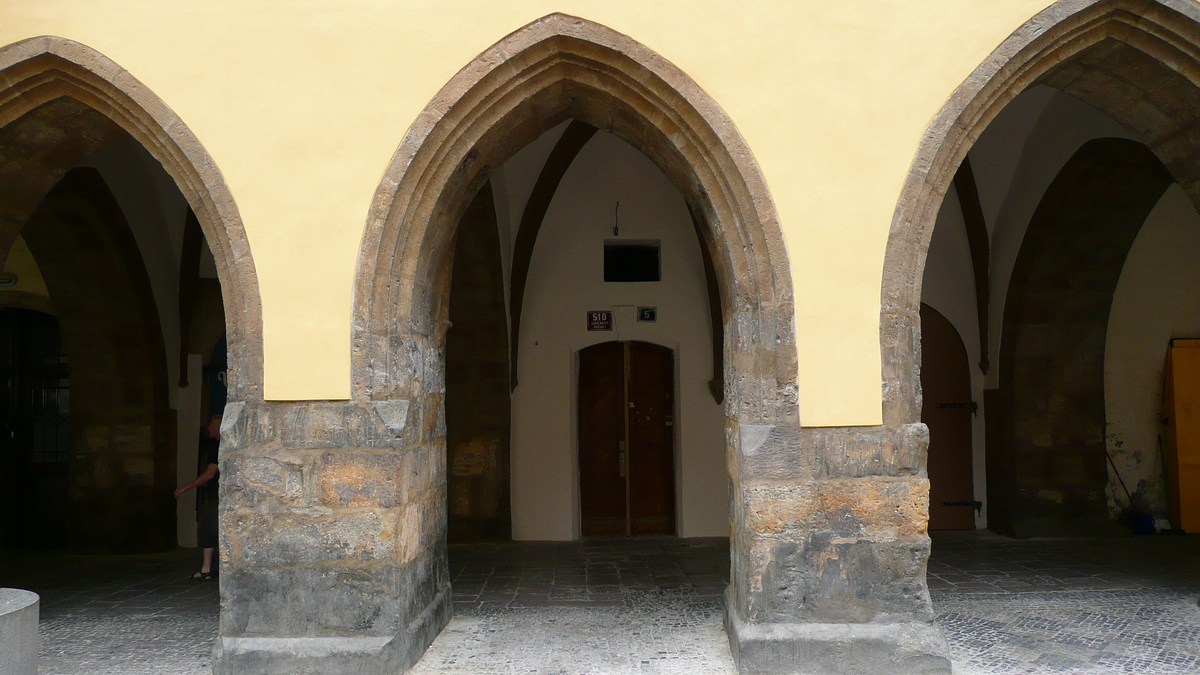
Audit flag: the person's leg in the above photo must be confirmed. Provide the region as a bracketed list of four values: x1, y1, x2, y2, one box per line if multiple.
[195, 503, 218, 578]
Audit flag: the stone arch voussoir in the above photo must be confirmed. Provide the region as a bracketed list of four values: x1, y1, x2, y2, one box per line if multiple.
[0, 36, 263, 401]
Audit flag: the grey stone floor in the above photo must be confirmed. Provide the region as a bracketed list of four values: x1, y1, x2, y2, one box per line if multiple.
[2, 532, 1200, 673]
[928, 531, 1200, 674]
[409, 538, 734, 674]
[0, 548, 218, 674]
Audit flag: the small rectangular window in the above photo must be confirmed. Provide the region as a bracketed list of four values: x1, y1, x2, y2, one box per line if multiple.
[604, 241, 660, 282]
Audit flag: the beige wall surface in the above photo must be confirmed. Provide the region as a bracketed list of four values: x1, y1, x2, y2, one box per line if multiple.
[0, 0, 1053, 424]
[1106, 185, 1200, 522]
[506, 130, 726, 540]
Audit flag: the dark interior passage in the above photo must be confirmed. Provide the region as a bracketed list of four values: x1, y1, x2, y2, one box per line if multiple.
[987, 138, 1173, 538]
[445, 182, 512, 543]
[17, 168, 173, 552]
[0, 309, 69, 548]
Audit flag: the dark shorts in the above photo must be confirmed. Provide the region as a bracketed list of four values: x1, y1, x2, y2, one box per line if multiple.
[197, 501, 218, 549]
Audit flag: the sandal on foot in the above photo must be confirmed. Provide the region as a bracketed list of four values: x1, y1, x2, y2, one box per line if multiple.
[190, 571, 215, 581]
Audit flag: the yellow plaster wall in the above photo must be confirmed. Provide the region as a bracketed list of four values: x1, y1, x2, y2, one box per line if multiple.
[0, 0, 1052, 424]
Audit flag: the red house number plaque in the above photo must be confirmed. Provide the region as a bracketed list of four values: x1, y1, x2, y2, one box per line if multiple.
[587, 310, 612, 331]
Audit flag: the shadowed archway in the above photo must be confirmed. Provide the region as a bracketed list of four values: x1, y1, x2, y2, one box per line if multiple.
[21, 167, 174, 551]
[884, 0, 1200, 537]
[884, 0, 1200, 428]
[0, 39, 261, 552]
[0, 37, 263, 403]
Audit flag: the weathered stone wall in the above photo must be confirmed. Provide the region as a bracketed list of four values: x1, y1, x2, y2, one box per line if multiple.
[726, 421, 947, 674]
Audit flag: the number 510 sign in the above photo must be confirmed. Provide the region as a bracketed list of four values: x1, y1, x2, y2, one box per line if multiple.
[587, 310, 612, 331]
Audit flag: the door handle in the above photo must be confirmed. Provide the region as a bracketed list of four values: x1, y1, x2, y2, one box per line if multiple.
[618, 441, 627, 478]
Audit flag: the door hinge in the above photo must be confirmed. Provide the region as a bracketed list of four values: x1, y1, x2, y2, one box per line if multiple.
[940, 501, 983, 513]
[935, 401, 978, 415]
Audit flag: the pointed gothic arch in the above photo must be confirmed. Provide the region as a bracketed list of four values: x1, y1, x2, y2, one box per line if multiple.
[341, 12, 806, 672]
[352, 13, 795, 421]
[0, 36, 263, 401]
[883, 0, 1200, 427]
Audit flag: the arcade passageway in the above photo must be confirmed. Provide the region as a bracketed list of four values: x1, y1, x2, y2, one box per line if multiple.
[5, 534, 1199, 674]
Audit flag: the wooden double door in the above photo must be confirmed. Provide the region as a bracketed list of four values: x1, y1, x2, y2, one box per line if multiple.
[921, 304, 976, 530]
[578, 341, 675, 536]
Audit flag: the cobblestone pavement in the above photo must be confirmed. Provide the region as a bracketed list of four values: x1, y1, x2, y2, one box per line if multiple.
[409, 538, 734, 674]
[0, 548, 217, 675]
[3, 532, 1200, 673]
[929, 531, 1200, 674]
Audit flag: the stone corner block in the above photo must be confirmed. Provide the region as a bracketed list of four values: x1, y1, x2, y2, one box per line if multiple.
[372, 399, 411, 436]
[725, 595, 951, 675]
[0, 588, 39, 675]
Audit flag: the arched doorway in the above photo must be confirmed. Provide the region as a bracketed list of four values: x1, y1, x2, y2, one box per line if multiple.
[0, 40, 259, 548]
[223, 13, 801, 675]
[442, 122, 724, 544]
[884, 0, 1200, 539]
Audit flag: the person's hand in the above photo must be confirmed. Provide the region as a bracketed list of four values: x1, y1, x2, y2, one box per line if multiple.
[174, 486, 187, 498]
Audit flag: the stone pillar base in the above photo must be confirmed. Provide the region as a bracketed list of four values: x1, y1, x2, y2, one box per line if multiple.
[212, 584, 451, 675]
[725, 599, 952, 675]
[0, 589, 39, 675]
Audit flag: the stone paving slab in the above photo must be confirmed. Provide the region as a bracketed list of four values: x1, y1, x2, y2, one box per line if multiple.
[410, 590, 734, 674]
[925, 531, 1200, 675]
[936, 589, 1200, 675]
[1, 548, 219, 675]
[411, 539, 734, 674]
[39, 614, 216, 675]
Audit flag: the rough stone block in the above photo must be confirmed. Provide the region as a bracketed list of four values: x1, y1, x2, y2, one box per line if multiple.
[742, 532, 933, 623]
[742, 477, 930, 538]
[227, 511, 394, 566]
[319, 452, 403, 508]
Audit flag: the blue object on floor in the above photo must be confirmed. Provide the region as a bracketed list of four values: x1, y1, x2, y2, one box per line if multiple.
[1130, 512, 1157, 535]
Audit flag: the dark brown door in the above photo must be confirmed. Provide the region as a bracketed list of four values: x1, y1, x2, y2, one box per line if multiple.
[921, 303, 975, 530]
[579, 341, 675, 536]
[0, 309, 71, 548]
